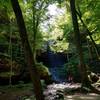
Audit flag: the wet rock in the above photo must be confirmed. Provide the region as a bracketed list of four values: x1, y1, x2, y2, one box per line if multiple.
[44, 83, 81, 100]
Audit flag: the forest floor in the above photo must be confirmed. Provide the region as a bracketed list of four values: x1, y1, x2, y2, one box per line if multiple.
[0, 83, 100, 100]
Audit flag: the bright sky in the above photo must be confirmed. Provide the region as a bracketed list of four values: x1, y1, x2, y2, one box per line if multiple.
[48, 4, 65, 16]
[42, 4, 65, 32]
[48, 4, 58, 16]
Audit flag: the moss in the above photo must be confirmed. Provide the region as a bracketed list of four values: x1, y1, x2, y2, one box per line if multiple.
[0, 72, 15, 77]
[36, 62, 51, 77]
[35, 63, 53, 84]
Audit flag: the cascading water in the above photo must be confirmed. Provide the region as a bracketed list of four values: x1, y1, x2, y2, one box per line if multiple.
[47, 42, 67, 82]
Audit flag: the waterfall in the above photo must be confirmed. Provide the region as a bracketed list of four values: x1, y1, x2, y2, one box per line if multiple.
[47, 42, 67, 82]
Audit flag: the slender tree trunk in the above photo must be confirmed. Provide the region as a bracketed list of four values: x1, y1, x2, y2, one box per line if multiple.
[76, 10, 100, 60]
[70, 0, 91, 87]
[11, 0, 44, 100]
[9, 19, 13, 85]
[87, 39, 93, 60]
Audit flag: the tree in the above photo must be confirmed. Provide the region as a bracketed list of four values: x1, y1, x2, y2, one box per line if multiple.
[70, 0, 100, 93]
[70, 0, 89, 86]
[70, 0, 100, 94]
[10, 0, 44, 100]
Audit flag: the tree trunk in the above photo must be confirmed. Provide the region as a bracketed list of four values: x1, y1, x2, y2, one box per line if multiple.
[11, 0, 44, 100]
[87, 39, 93, 60]
[70, 0, 91, 87]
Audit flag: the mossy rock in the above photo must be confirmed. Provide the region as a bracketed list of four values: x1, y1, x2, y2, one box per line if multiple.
[35, 62, 51, 78]
[0, 58, 21, 73]
[36, 63, 53, 84]
[0, 72, 15, 77]
[20, 62, 53, 84]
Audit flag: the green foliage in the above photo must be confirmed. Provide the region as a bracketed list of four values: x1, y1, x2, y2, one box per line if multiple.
[48, 12, 73, 53]
[0, 72, 15, 77]
[18, 0, 55, 52]
[76, 0, 100, 44]
[65, 55, 79, 72]
[50, 0, 100, 53]
[0, 34, 7, 43]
